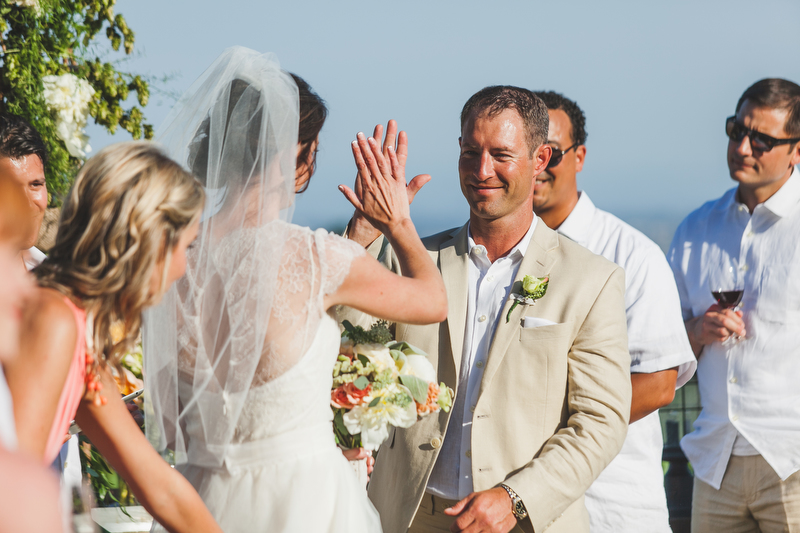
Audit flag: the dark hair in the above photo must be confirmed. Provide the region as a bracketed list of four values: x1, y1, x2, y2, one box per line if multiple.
[460, 86, 549, 155]
[189, 75, 327, 192]
[0, 112, 48, 169]
[533, 91, 587, 146]
[290, 73, 327, 193]
[736, 78, 800, 138]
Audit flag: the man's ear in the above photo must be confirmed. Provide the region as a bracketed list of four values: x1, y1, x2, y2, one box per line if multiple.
[575, 145, 587, 174]
[533, 144, 552, 175]
[790, 142, 800, 167]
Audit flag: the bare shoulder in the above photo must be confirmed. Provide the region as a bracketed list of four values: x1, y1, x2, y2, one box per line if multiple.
[20, 287, 78, 363]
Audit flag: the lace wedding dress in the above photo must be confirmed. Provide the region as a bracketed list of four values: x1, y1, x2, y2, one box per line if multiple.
[151, 223, 382, 532]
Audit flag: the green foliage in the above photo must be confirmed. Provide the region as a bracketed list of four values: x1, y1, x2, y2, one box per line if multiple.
[0, 0, 153, 205]
[341, 320, 394, 346]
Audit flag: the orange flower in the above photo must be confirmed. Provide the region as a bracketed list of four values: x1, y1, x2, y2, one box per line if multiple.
[416, 382, 441, 415]
[331, 382, 372, 409]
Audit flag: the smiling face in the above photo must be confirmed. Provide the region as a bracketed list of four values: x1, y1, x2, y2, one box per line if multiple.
[0, 155, 46, 250]
[532, 109, 585, 229]
[728, 100, 800, 208]
[459, 109, 548, 229]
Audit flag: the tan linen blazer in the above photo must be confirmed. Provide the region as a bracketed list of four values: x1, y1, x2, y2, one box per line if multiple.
[339, 220, 631, 533]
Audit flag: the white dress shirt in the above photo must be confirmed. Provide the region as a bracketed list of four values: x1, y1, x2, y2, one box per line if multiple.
[558, 193, 696, 532]
[669, 165, 800, 490]
[426, 217, 537, 500]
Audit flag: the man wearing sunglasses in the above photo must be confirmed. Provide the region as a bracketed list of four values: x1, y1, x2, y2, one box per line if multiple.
[531, 91, 696, 533]
[668, 78, 800, 532]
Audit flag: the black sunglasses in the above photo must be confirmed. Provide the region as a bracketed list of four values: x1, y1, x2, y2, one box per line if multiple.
[546, 142, 578, 169]
[725, 116, 800, 152]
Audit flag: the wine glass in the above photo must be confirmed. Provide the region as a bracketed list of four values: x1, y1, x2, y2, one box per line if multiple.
[708, 257, 745, 344]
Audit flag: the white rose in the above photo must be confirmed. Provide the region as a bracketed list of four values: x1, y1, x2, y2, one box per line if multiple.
[354, 343, 398, 378]
[399, 354, 437, 384]
[42, 74, 95, 159]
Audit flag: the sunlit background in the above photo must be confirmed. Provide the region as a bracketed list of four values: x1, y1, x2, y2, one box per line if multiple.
[87, 0, 800, 250]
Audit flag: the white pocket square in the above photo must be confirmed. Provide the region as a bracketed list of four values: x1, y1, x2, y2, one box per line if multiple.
[522, 317, 558, 328]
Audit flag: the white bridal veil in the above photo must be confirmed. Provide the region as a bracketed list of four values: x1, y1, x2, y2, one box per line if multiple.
[143, 47, 300, 466]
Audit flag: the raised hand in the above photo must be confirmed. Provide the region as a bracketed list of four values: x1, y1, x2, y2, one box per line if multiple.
[341, 132, 411, 236]
[341, 121, 431, 247]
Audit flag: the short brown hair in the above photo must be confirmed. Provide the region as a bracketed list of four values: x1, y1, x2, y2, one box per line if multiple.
[736, 78, 800, 137]
[460, 86, 549, 155]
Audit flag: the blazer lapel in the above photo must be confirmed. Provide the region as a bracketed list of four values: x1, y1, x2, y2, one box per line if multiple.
[479, 221, 559, 397]
[439, 224, 470, 378]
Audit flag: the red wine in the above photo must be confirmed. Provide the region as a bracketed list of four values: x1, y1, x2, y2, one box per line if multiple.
[712, 290, 743, 309]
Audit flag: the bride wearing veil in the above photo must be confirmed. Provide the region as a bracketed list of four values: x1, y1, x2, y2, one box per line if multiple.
[144, 47, 446, 531]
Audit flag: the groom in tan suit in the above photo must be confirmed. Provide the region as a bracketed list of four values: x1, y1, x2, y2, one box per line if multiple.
[342, 86, 631, 533]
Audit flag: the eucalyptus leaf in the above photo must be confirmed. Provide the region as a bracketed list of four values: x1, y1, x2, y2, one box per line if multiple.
[353, 376, 370, 390]
[400, 375, 429, 404]
[357, 354, 370, 367]
[368, 397, 381, 408]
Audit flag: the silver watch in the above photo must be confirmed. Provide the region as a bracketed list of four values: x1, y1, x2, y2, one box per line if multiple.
[499, 483, 528, 520]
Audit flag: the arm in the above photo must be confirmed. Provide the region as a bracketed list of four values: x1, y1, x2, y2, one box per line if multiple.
[5, 289, 77, 460]
[328, 132, 446, 325]
[76, 367, 222, 533]
[630, 368, 677, 423]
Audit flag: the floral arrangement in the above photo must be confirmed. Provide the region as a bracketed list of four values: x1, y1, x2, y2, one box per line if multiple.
[80, 339, 143, 509]
[42, 73, 96, 159]
[331, 321, 453, 451]
[0, 0, 153, 203]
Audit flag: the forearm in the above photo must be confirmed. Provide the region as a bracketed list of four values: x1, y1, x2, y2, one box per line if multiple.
[630, 370, 678, 423]
[684, 316, 705, 358]
[138, 470, 221, 533]
[346, 214, 383, 248]
[383, 218, 446, 315]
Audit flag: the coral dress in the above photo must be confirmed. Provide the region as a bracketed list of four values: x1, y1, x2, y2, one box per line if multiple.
[43, 297, 86, 464]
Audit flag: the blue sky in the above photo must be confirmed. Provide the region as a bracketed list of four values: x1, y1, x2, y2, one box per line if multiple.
[87, 0, 800, 239]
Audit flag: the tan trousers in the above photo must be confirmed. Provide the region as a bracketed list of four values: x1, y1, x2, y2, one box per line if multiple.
[408, 494, 525, 533]
[692, 455, 800, 533]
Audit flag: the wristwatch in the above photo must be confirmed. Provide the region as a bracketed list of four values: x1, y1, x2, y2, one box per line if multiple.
[499, 483, 528, 520]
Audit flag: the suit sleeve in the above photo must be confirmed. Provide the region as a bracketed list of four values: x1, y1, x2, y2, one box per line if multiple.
[505, 266, 631, 532]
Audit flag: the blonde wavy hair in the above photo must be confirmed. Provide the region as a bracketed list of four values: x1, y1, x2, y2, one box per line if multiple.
[35, 141, 205, 370]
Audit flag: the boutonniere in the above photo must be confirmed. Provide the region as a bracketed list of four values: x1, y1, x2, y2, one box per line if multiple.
[506, 274, 550, 323]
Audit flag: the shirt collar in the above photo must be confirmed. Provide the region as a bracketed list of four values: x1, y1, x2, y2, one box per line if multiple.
[22, 246, 46, 271]
[467, 215, 538, 261]
[555, 191, 594, 246]
[761, 165, 800, 218]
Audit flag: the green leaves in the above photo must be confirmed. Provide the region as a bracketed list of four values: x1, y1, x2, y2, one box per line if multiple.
[342, 320, 394, 346]
[0, 0, 153, 205]
[399, 375, 429, 404]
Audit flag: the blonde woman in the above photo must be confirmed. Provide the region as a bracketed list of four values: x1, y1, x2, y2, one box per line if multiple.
[4, 142, 223, 533]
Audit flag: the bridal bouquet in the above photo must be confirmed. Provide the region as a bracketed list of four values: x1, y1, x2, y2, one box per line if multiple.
[331, 321, 453, 451]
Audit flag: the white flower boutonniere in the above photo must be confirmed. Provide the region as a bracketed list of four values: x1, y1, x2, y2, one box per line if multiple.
[506, 274, 550, 323]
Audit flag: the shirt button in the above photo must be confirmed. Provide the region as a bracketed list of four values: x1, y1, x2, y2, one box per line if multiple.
[731, 415, 739, 422]
[470, 404, 476, 413]
[476, 360, 484, 369]
[739, 205, 747, 212]
[730, 377, 738, 384]
[746, 231, 754, 237]
[474, 246, 485, 255]
[486, 275, 494, 282]
[740, 264, 749, 272]
[465, 449, 472, 459]
[478, 315, 487, 322]
[431, 437, 442, 449]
